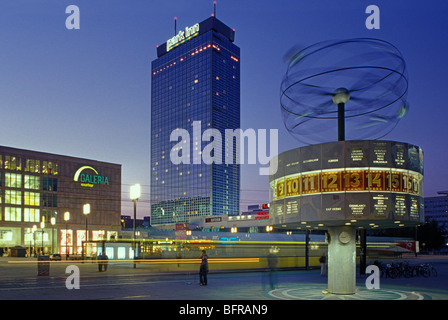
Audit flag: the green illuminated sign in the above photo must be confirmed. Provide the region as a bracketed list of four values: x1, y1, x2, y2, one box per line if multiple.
[74, 166, 109, 188]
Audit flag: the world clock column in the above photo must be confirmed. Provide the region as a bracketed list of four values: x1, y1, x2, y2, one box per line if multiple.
[327, 225, 357, 295]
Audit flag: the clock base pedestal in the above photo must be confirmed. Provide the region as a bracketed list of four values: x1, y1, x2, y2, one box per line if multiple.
[327, 226, 356, 295]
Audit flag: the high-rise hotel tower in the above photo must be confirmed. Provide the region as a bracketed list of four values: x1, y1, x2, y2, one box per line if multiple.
[150, 16, 240, 227]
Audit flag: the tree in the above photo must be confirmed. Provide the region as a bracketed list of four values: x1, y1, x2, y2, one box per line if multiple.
[418, 220, 447, 252]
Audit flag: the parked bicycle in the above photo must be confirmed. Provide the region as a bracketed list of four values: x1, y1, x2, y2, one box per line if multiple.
[374, 260, 437, 279]
[413, 263, 438, 278]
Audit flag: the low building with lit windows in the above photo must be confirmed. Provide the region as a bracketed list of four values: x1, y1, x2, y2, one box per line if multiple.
[0, 146, 121, 256]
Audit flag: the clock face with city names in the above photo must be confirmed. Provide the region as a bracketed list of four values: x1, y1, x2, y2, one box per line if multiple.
[269, 140, 424, 225]
[274, 168, 422, 198]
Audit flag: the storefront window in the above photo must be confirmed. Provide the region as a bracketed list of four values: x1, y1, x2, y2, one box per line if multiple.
[60, 229, 73, 255]
[106, 247, 114, 259]
[76, 230, 86, 254]
[118, 247, 126, 259]
[24, 231, 35, 245]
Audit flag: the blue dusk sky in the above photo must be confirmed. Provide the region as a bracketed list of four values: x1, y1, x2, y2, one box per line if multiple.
[0, 0, 447, 217]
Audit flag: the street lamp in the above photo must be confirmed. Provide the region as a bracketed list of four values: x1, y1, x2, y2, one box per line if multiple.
[64, 211, 70, 258]
[40, 221, 45, 255]
[50, 217, 56, 254]
[32, 225, 37, 257]
[130, 184, 141, 239]
[83, 204, 90, 259]
[130, 184, 141, 268]
[27, 227, 36, 258]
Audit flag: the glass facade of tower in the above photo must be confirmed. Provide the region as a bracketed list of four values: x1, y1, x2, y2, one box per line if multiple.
[151, 17, 240, 226]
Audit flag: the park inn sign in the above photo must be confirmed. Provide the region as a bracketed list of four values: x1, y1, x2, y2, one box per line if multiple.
[166, 22, 200, 52]
[73, 166, 110, 188]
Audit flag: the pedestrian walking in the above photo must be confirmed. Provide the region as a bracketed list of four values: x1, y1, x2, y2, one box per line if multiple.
[266, 251, 278, 289]
[199, 250, 209, 286]
[319, 252, 327, 277]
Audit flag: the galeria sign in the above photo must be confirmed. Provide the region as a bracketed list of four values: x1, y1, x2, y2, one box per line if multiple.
[74, 166, 109, 188]
[167, 23, 200, 51]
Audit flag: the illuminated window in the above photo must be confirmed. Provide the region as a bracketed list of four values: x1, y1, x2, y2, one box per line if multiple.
[24, 175, 40, 189]
[5, 207, 21, 221]
[24, 192, 40, 206]
[24, 208, 40, 222]
[42, 161, 58, 175]
[60, 229, 73, 255]
[92, 230, 105, 241]
[76, 230, 87, 254]
[5, 173, 22, 188]
[25, 159, 40, 173]
[118, 247, 126, 259]
[4, 156, 21, 171]
[5, 190, 21, 205]
[106, 247, 114, 259]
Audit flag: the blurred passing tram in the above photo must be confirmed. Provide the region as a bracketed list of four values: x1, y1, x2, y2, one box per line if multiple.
[89, 234, 416, 273]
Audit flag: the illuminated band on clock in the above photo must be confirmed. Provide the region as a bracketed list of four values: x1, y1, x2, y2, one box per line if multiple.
[271, 167, 423, 200]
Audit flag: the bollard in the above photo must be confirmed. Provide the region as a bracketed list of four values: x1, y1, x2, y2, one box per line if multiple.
[37, 255, 50, 276]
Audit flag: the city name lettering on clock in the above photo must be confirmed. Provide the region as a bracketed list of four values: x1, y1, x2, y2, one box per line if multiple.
[167, 23, 200, 51]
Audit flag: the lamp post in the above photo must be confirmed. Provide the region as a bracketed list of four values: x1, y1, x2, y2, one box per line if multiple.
[83, 204, 90, 260]
[27, 228, 35, 258]
[130, 184, 141, 268]
[32, 225, 37, 257]
[40, 221, 45, 255]
[64, 211, 70, 259]
[50, 217, 56, 254]
[332, 87, 350, 142]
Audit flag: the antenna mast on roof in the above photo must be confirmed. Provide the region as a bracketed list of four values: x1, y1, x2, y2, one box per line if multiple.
[213, 1, 216, 17]
[174, 16, 177, 35]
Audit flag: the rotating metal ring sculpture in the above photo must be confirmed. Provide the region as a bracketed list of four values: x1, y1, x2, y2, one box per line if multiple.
[280, 38, 409, 145]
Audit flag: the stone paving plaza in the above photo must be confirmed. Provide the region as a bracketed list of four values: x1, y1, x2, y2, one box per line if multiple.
[0, 255, 447, 301]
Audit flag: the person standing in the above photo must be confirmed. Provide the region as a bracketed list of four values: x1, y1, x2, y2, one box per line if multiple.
[98, 252, 109, 272]
[199, 250, 209, 286]
[319, 252, 327, 277]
